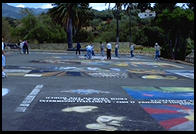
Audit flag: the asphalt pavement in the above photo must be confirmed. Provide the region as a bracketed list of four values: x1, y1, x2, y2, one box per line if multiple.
[2, 51, 194, 131]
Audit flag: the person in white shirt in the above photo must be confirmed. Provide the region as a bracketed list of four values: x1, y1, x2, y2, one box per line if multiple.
[86, 44, 93, 59]
[2, 37, 7, 78]
[106, 41, 112, 60]
[129, 43, 135, 57]
[19, 40, 24, 54]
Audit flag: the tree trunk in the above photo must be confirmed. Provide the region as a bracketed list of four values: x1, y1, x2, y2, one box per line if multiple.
[67, 18, 73, 49]
[174, 34, 178, 60]
[116, 16, 119, 44]
[169, 40, 174, 59]
[129, 13, 131, 43]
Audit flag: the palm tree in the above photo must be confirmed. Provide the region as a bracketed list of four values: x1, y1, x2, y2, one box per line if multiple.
[49, 3, 91, 49]
[112, 3, 123, 44]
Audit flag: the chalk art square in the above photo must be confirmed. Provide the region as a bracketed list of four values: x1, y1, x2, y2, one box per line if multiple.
[121, 86, 194, 100]
[166, 70, 194, 79]
[141, 104, 194, 131]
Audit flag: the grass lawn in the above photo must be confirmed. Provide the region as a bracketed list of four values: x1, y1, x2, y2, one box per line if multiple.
[28, 42, 155, 55]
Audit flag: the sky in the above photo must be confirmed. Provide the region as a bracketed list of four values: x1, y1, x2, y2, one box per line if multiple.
[6, 3, 188, 10]
[6, 3, 115, 10]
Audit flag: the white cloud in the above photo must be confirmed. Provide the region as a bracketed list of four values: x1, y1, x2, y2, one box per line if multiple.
[40, 3, 53, 9]
[16, 4, 25, 8]
[90, 3, 115, 11]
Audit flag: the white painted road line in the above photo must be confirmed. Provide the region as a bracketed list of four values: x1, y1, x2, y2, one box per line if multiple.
[15, 84, 43, 112]
[24, 74, 42, 77]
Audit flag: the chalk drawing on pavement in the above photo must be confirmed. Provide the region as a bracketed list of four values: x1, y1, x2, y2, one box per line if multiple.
[86, 72, 128, 78]
[62, 106, 98, 113]
[142, 75, 178, 80]
[2, 88, 9, 96]
[110, 68, 121, 72]
[113, 62, 129, 67]
[128, 69, 166, 75]
[61, 89, 110, 95]
[166, 70, 194, 79]
[121, 86, 194, 100]
[86, 115, 126, 131]
[142, 104, 194, 131]
[121, 86, 194, 131]
[131, 62, 184, 68]
[31, 59, 81, 65]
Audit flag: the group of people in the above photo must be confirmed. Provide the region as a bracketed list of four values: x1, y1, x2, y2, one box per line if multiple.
[83, 41, 113, 60]
[18, 40, 29, 54]
[76, 41, 160, 61]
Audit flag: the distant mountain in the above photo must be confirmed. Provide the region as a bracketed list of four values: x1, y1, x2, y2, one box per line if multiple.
[2, 3, 48, 19]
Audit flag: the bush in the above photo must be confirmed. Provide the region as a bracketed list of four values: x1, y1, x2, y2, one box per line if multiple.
[186, 37, 194, 56]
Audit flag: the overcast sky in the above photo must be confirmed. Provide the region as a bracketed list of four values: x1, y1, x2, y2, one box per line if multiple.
[6, 3, 115, 10]
[6, 3, 187, 10]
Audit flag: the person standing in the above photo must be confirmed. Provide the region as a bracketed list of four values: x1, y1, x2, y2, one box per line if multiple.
[2, 37, 7, 78]
[86, 44, 92, 59]
[91, 44, 95, 56]
[23, 40, 29, 54]
[115, 42, 119, 57]
[25, 40, 29, 54]
[76, 42, 81, 55]
[100, 41, 104, 57]
[19, 40, 24, 54]
[154, 42, 160, 61]
[106, 41, 112, 60]
[130, 43, 135, 57]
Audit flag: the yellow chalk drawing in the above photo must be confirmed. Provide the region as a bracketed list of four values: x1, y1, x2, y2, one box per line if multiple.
[160, 87, 194, 92]
[42, 72, 60, 77]
[114, 62, 128, 67]
[178, 109, 194, 121]
[142, 75, 177, 80]
[128, 69, 165, 74]
[131, 62, 183, 68]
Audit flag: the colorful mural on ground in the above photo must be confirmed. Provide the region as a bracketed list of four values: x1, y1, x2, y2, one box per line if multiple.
[86, 72, 128, 78]
[121, 86, 194, 131]
[141, 104, 194, 131]
[128, 69, 166, 74]
[142, 75, 178, 80]
[166, 70, 194, 79]
[130, 62, 184, 68]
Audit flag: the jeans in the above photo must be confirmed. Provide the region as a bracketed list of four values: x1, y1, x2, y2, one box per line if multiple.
[2, 55, 6, 67]
[87, 50, 92, 59]
[115, 48, 118, 57]
[101, 49, 104, 56]
[155, 50, 159, 60]
[131, 50, 134, 57]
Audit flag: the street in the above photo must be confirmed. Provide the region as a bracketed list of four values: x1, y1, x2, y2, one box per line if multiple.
[2, 51, 194, 131]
